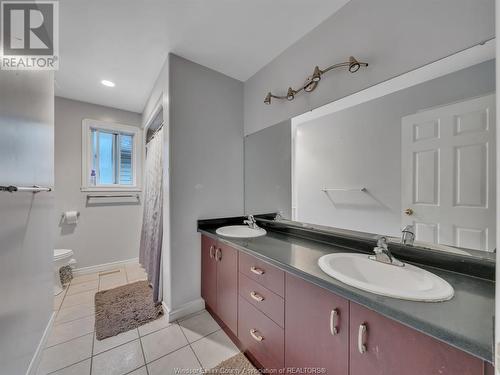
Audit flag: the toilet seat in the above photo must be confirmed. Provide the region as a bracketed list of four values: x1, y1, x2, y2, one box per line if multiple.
[54, 248, 74, 261]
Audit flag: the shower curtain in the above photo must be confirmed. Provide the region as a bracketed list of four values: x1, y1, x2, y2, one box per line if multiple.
[139, 126, 163, 303]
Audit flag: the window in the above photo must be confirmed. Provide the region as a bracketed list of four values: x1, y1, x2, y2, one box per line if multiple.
[82, 119, 142, 191]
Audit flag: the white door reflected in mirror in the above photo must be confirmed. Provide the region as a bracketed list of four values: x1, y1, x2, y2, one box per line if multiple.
[401, 94, 495, 252]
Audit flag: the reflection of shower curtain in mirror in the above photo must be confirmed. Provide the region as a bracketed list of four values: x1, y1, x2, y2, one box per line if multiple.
[139, 127, 163, 303]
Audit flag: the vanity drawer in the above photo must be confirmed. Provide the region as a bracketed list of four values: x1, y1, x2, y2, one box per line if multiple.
[239, 252, 284, 297]
[238, 272, 284, 328]
[238, 296, 284, 370]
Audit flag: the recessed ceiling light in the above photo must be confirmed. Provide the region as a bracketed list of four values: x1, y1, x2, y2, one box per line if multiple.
[101, 80, 115, 87]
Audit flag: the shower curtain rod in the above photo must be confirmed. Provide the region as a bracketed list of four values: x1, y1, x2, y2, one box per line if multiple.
[147, 122, 164, 144]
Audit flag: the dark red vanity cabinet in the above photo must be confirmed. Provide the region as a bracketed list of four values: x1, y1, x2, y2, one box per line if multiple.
[200, 236, 238, 336]
[201, 236, 217, 311]
[349, 303, 484, 375]
[285, 273, 349, 375]
[201, 236, 494, 374]
[216, 242, 238, 335]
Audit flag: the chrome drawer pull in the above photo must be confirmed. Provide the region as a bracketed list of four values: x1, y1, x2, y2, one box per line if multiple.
[330, 309, 339, 335]
[215, 248, 222, 261]
[250, 291, 265, 302]
[250, 329, 264, 342]
[250, 266, 265, 275]
[209, 245, 215, 259]
[358, 323, 367, 354]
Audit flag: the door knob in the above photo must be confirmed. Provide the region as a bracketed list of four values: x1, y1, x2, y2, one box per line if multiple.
[404, 208, 414, 216]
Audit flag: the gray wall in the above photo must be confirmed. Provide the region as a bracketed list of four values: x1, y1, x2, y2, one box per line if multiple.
[54, 97, 143, 268]
[244, 120, 291, 218]
[295, 60, 495, 236]
[0, 71, 54, 374]
[244, 0, 494, 135]
[168, 54, 244, 309]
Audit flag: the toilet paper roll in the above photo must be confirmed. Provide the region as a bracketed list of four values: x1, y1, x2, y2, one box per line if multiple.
[64, 211, 79, 225]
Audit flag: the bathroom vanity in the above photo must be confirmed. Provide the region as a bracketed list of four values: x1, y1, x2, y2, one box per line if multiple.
[198, 216, 495, 375]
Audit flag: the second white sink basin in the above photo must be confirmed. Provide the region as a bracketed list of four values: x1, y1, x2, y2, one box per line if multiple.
[216, 225, 267, 238]
[318, 253, 454, 302]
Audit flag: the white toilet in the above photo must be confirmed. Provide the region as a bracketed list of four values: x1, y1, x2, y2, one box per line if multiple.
[54, 249, 75, 295]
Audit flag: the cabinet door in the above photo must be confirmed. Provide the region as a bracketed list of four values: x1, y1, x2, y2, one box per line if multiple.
[201, 235, 217, 311]
[349, 303, 484, 375]
[216, 242, 238, 335]
[285, 274, 349, 375]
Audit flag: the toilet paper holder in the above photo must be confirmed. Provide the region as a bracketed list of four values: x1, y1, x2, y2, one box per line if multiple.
[60, 211, 80, 225]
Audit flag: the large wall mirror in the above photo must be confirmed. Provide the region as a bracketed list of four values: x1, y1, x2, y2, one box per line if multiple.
[244, 42, 496, 258]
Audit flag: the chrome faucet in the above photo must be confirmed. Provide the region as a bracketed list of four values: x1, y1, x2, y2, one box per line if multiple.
[369, 236, 404, 267]
[244, 215, 259, 229]
[401, 225, 415, 246]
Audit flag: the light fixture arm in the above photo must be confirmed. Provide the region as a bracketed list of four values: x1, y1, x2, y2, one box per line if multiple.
[264, 56, 368, 105]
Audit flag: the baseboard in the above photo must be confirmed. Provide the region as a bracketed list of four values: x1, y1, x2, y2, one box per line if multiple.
[73, 257, 139, 276]
[26, 311, 56, 375]
[163, 298, 205, 322]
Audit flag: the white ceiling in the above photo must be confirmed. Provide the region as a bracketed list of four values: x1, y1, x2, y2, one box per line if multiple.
[55, 0, 350, 113]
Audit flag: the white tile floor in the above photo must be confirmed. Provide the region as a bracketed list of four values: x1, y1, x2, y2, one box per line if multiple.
[38, 263, 239, 375]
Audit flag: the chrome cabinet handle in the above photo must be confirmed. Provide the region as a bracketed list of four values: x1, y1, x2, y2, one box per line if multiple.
[250, 291, 264, 302]
[215, 248, 222, 261]
[250, 329, 264, 342]
[250, 266, 265, 275]
[358, 323, 367, 354]
[330, 309, 339, 335]
[209, 245, 215, 259]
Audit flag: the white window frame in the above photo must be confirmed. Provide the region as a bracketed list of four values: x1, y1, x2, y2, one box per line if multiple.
[81, 119, 142, 192]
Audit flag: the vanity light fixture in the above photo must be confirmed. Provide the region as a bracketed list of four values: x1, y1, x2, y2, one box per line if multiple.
[264, 56, 368, 105]
[311, 66, 322, 82]
[348, 56, 362, 73]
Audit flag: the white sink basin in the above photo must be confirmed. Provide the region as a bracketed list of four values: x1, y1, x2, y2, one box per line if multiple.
[216, 225, 267, 238]
[318, 253, 454, 302]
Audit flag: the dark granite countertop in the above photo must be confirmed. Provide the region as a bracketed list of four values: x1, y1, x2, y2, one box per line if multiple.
[198, 219, 495, 363]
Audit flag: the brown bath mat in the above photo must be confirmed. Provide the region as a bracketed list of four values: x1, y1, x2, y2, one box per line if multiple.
[95, 280, 163, 340]
[207, 353, 259, 374]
